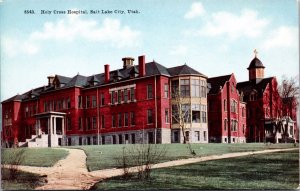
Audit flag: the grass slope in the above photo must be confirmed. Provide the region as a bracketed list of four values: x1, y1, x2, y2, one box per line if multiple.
[1, 148, 68, 167]
[92, 149, 299, 190]
[74, 143, 297, 171]
[1, 168, 46, 190]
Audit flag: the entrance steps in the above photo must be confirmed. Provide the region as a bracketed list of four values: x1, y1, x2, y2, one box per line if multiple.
[18, 134, 49, 148]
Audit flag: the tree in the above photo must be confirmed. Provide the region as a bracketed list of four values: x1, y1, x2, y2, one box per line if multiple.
[171, 86, 196, 156]
[116, 144, 167, 181]
[270, 75, 299, 143]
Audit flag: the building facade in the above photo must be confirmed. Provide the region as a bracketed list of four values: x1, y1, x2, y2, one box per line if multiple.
[207, 74, 247, 143]
[236, 55, 297, 143]
[2, 55, 209, 147]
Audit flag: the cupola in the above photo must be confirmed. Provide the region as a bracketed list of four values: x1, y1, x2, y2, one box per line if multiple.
[248, 49, 265, 83]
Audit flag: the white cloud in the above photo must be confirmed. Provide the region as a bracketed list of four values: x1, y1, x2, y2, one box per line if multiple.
[169, 45, 188, 55]
[262, 26, 298, 49]
[3, 15, 141, 57]
[2, 37, 39, 57]
[184, 2, 205, 19]
[30, 15, 140, 48]
[186, 9, 269, 40]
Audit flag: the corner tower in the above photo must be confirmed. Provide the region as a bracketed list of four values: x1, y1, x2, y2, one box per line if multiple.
[247, 49, 265, 83]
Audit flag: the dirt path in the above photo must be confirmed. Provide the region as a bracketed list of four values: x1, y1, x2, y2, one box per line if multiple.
[9, 147, 298, 190]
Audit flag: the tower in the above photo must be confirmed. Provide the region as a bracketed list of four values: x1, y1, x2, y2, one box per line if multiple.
[247, 49, 265, 83]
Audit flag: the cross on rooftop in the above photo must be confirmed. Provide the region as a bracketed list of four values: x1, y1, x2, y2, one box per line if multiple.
[254, 49, 258, 58]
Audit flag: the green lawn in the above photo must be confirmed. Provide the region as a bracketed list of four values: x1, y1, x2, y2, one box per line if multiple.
[1, 148, 69, 167]
[73, 143, 297, 171]
[1, 168, 46, 190]
[92, 149, 299, 190]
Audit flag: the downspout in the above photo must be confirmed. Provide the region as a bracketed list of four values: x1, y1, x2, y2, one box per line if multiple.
[154, 76, 157, 144]
[226, 81, 231, 143]
[97, 88, 100, 145]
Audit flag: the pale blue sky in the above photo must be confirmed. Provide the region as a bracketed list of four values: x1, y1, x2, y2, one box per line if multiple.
[1, 0, 298, 100]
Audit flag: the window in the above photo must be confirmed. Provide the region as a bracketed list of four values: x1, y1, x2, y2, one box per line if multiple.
[49, 101, 52, 111]
[191, 79, 200, 97]
[92, 95, 97, 108]
[171, 80, 179, 98]
[203, 131, 207, 141]
[242, 107, 245, 117]
[86, 117, 90, 130]
[224, 119, 227, 131]
[131, 133, 136, 144]
[164, 84, 169, 98]
[200, 80, 206, 98]
[67, 117, 71, 131]
[78, 117, 83, 130]
[115, 91, 118, 104]
[111, 91, 115, 104]
[124, 89, 128, 102]
[86, 96, 90, 108]
[92, 117, 97, 129]
[119, 134, 123, 144]
[290, 126, 294, 135]
[201, 105, 207, 123]
[185, 131, 190, 141]
[62, 99, 66, 109]
[102, 136, 105, 145]
[130, 88, 135, 101]
[195, 131, 200, 141]
[192, 104, 200, 123]
[93, 136, 98, 145]
[230, 99, 237, 113]
[118, 90, 122, 103]
[112, 115, 116, 128]
[147, 109, 153, 124]
[242, 124, 245, 134]
[147, 84, 153, 99]
[67, 97, 71, 109]
[180, 79, 190, 97]
[53, 101, 56, 111]
[182, 104, 191, 123]
[172, 105, 179, 124]
[101, 115, 105, 128]
[33, 105, 37, 114]
[124, 113, 128, 126]
[231, 120, 237, 131]
[224, 99, 227, 111]
[100, 93, 105, 106]
[130, 112, 135, 126]
[165, 109, 169, 123]
[118, 113, 122, 127]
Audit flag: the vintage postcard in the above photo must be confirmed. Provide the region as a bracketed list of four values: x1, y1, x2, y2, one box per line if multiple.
[1, 0, 299, 190]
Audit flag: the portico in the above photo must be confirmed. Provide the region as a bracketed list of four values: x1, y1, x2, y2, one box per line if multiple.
[35, 111, 66, 147]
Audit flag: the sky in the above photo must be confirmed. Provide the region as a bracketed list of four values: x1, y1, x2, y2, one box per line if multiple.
[0, 0, 299, 100]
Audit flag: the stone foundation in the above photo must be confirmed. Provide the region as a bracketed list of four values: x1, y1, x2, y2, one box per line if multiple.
[65, 128, 171, 146]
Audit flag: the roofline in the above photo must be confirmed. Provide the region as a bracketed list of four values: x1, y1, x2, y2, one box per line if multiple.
[83, 74, 170, 91]
[207, 73, 233, 80]
[1, 99, 22, 104]
[170, 74, 208, 78]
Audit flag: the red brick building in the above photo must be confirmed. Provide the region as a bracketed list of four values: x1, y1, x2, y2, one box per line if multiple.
[2, 55, 209, 147]
[207, 74, 247, 143]
[237, 55, 284, 143]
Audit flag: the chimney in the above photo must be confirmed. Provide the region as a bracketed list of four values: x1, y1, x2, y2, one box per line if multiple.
[122, 57, 134, 69]
[105, 64, 110, 83]
[47, 76, 55, 86]
[138, 55, 145, 77]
